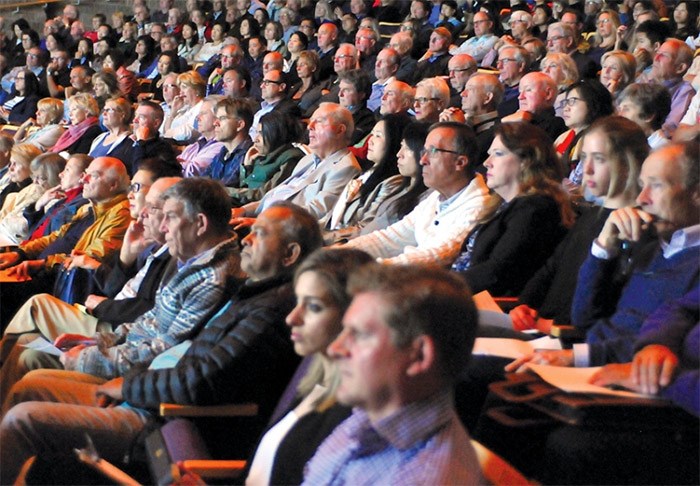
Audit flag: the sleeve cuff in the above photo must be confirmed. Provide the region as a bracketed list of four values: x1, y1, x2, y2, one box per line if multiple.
[573, 343, 590, 367]
[591, 240, 617, 260]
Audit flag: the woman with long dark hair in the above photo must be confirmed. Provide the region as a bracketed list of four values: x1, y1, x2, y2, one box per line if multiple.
[323, 113, 414, 243]
[232, 110, 304, 205]
[0, 69, 40, 125]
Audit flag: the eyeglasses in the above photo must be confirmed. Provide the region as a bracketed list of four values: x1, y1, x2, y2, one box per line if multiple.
[596, 18, 611, 25]
[497, 57, 519, 64]
[27, 53, 39, 58]
[129, 182, 147, 192]
[546, 35, 566, 43]
[260, 79, 284, 86]
[414, 97, 439, 104]
[334, 54, 355, 61]
[559, 97, 581, 108]
[421, 146, 462, 158]
[102, 107, 120, 113]
[215, 115, 236, 122]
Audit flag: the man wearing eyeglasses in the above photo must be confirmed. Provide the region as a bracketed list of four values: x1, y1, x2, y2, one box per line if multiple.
[249, 69, 301, 140]
[546, 21, 598, 79]
[496, 45, 528, 117]
[414, 77, 450, 123]
[450, 11, 497, 63]
[345, 122, 491, 266]
[0, 172, 181, 377]
[446, 54, 476, 108]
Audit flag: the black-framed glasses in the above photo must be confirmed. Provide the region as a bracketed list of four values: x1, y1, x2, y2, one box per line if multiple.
[421, 146, 462, 158]
[129, 182, 145, 193]
[559, 97, 581, 108]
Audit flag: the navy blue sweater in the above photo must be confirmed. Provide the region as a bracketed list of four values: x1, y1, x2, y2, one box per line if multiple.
[573, 241, 699, 366]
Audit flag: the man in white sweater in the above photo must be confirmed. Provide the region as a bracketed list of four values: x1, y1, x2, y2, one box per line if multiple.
[345, 122, 491, 266]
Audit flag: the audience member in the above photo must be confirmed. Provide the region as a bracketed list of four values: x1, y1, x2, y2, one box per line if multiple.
[302, 264, 484, 484]
[0, 201, 322, 484]
[345, 122, 491, 266]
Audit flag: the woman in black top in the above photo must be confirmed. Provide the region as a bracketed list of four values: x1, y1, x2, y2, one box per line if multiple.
[451, 122, 575, 296]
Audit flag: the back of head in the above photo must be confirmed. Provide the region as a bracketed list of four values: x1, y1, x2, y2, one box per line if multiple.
[137, 156, 183, 179]
[162, 177, 231, 236]
[348, 264, 478, 382]
[98, 156, 130, 193]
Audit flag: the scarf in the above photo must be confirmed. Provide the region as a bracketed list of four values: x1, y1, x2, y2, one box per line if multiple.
[51, 116, 99, 153]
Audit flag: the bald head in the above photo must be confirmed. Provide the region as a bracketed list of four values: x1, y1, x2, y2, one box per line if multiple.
[518, 72, 557, 113]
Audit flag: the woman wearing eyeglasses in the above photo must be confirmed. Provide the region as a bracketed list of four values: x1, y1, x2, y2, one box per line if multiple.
[588, 9, 622, 66]
[89, 98, 138, 175]
[451, 122, 574, 296]
[554, 80, 613, 193]
[0, 69, 41, 125]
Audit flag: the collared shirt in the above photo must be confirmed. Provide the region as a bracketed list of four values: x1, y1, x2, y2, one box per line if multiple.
[250, 99, 280, 140]
[367, 76, 395, 112]
[660, 78, 696, 136]
[577, 224, 700, 366]
[449, 33, 498, 61]
[203, 137, 253, 188]
[258, 148, 361, 218]
[178, 136, 225, 177]
[302, 391, 484, 486]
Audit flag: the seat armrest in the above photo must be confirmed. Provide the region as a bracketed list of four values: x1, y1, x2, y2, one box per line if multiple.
[180, 460, 246, 480]
[159, 403, 259, 417]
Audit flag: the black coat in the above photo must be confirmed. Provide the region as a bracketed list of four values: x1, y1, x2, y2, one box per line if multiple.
[456, 194, 568, 296]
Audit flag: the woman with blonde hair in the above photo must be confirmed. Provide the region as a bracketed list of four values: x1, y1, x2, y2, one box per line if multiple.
[0, 150, 64, 245]
[51, 94, 103, 155]
[511, 116, 648, 333]
[243, 248, 373, 485]
[589, 9, 621, 65]
[89, 98, 137, 174]
[13, 98, 65, 151]
[540, 52, 579, 117]
[599, 50, 636, 99]
[289, 50, 324, 117]
[162, 70, 205, 143]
